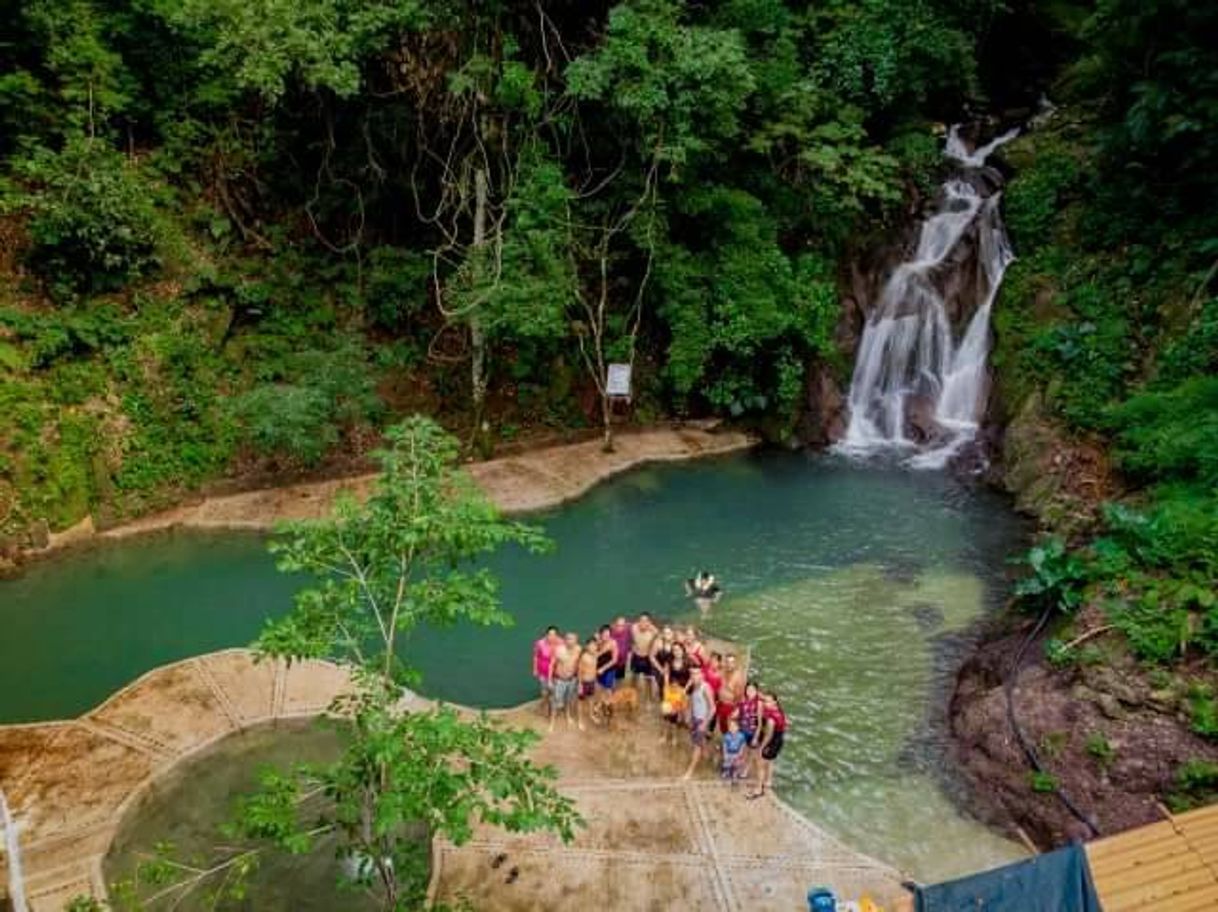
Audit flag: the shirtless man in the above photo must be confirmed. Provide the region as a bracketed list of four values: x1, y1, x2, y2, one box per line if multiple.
[548, 632, 581, 732]
[629, 612, 659, 701]
[716, 653, 746, 733]
[577, 636, 599, 731]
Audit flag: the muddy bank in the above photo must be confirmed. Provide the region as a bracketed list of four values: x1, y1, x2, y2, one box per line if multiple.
[7, 424, 756, 573]
[949, 615, 1218, 850]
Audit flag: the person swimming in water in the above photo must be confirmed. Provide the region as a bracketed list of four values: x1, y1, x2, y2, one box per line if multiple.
[685, 570, 722, 616]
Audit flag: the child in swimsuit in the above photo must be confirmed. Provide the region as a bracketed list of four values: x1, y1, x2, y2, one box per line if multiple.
[577, 636, 599, 731]
[737, 681, 761, 744]
[720, 717, 747, 783]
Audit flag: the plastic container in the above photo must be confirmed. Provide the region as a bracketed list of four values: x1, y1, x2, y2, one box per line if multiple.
[808, 887, 837, 912]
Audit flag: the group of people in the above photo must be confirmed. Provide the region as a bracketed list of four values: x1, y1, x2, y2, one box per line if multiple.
[531, 612, 789, 799]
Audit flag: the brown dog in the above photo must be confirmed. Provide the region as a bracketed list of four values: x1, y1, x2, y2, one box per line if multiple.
[592, 687, 639, 729]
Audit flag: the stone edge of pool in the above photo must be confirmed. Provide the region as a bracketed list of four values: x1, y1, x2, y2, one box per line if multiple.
[27, 424, 759, 563]
[0, 648, 907, 911]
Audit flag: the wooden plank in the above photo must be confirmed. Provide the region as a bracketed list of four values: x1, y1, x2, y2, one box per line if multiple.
[1092, 849, 1207, 892]
[1174, 807, 1218, 827]
[1176, 814, 1218, 834]
[1163, 884, 1218, 912]
[1087, 822, 1179, 858]
[1096, 866, 1217, 912]
[1180, 831, 1218, 855]
[1087, 834, 1191, 869]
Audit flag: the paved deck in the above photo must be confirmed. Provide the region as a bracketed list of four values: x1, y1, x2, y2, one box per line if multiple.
[42, 424, 756, 551]
[1086, 804, 1218, 911]
[0, 650, 351, 911]
[1, 650, 904, 911]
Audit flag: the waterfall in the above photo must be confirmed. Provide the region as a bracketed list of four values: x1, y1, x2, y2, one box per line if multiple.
[1, 788, 29, 912]
[839, 125, 1017, 468]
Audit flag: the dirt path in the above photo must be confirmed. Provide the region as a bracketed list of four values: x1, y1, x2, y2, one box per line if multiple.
[36, 424, 755, 557]
[0, 650, 903, 911]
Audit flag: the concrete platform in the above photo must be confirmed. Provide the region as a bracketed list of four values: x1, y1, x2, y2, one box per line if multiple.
[1, 650, 905, 911]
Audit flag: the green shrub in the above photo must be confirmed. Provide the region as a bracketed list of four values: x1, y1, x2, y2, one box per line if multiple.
[1187, 685, 1218, 740]
[1029, 770, 1059, 793]
[1004, 150, 1080, 254]
[231, 343, 382, 466]
[363, 246, 431, 331]
[1110, 377, 1218, 490]
[1085, 732, 1116, 768]
[1155, 295, 1218, 386]
[1166, 759, 1218, 813]
[1089, 494, 1218, 662]
[17, 139, 162, 300]
[1039, 731, 1068, 760]
[1013, 537, 1089, 614]
[232, 384, 339, 466]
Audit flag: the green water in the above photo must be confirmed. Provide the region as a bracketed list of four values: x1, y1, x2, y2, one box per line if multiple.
[1, 450, 1028, 879]
[103, 720, 384, 911]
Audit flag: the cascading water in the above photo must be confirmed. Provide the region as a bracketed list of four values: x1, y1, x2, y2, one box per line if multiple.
[839, 125, 1017, 468]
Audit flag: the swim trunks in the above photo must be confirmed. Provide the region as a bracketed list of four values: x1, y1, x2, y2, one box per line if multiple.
[553, 676, 577, 707]
[761, 729, 785, 760]
[630, 654, 653, 676]
[597, 668, 617, 691]
[579, 680, 595, 700]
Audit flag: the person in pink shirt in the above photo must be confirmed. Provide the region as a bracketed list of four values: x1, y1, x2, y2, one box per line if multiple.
[532, 626, 561, 713]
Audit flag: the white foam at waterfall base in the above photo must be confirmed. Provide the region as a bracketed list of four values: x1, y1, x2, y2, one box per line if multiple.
[837, 126, 1017, 469]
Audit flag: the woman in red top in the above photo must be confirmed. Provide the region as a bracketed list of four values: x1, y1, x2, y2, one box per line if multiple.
[749, 690, 787, 800]
[682, 627, 708, 668]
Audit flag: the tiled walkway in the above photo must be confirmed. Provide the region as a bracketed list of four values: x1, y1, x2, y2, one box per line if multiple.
[1, 650, 904, 911]
[0, 650, 350, 910]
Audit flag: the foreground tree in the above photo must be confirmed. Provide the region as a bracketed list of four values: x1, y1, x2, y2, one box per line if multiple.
[94, 417, 578, 910]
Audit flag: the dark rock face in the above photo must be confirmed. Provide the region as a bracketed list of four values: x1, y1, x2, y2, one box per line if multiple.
[797, 361, 847, 447]
[950, 619, 1218, 850]
[903, 393, 939, 444]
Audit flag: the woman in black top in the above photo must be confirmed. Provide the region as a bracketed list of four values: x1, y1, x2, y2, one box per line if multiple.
[650, 627, 675, 681]
[661, 643, 692, 744]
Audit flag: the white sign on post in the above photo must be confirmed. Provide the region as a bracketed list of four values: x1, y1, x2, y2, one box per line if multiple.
[605, 363, 632, 399]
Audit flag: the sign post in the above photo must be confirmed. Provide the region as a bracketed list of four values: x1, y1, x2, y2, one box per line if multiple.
[606, 363, 632, 401]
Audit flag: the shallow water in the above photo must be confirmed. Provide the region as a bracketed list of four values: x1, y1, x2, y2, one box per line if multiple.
[103, 720, 382, 911]
[1, 450, 1027, 879]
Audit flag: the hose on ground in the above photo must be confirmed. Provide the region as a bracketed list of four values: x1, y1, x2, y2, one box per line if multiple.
[1003, 605, 1102, 839]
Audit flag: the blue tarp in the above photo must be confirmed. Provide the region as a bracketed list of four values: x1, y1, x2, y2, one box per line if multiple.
[915, 844, 1103, 912]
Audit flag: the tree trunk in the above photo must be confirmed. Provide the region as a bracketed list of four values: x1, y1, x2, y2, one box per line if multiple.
[600, 386, 614, 452]
[470, 167, 491, 457]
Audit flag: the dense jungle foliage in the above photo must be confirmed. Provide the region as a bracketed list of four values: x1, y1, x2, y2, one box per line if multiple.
[1, 0, 1215, 678]
[0, 0, 1030, 541]
[995, 0, 1218, 675]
